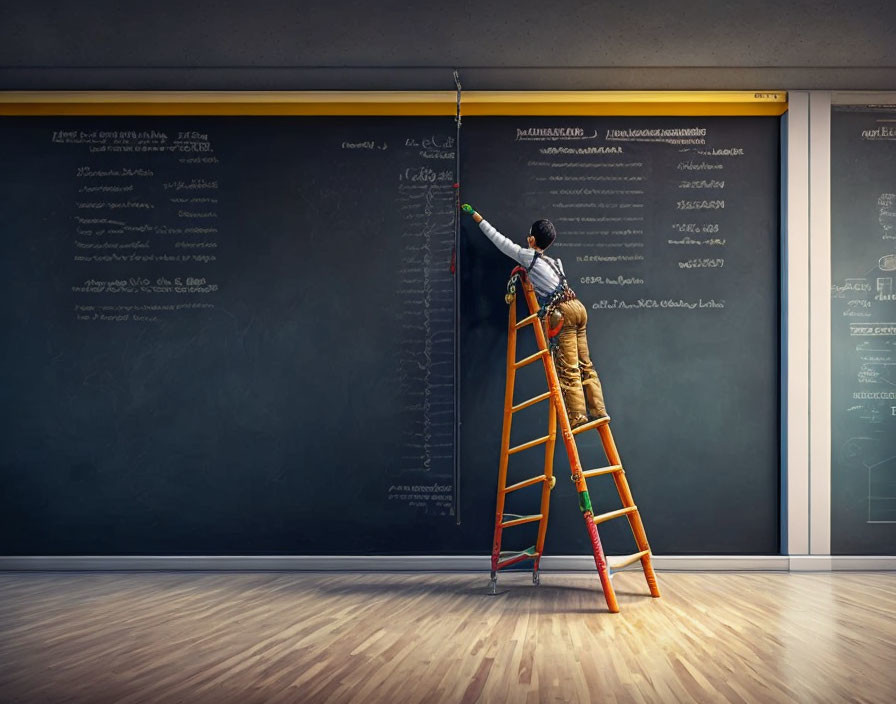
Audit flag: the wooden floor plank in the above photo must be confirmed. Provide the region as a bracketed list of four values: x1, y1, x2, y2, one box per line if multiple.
[0, 572, 894, 703]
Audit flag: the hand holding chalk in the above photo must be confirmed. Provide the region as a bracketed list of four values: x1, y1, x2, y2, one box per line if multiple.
[461, 203, 483, 222]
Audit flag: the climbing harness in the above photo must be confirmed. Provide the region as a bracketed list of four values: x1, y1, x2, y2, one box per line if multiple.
[505, 253, 577, 348]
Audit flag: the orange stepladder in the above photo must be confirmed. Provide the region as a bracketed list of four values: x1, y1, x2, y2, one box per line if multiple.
[489, 268, 661, 613]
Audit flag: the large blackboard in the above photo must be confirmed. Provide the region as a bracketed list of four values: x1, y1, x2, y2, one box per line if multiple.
[831, 106, 896, 554]
[0, 117, 460, 554]
[1, 114, 781, 556]
[459, 117, 780, 555]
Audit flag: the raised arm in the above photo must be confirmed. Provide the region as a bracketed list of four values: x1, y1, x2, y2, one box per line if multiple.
[461, 203, 534, 267]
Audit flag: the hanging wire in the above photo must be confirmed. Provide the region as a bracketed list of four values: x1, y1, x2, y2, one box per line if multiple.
[452, 68, 462, 524]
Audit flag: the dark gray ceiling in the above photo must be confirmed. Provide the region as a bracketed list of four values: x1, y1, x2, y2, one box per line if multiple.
[1, 0, 894, 89]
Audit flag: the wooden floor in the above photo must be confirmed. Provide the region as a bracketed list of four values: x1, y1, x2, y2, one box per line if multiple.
[1, 571, 894, 703]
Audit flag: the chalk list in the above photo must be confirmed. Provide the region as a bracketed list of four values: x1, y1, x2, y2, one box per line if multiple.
[390, 136, 456, 516]
[332, 131, 457, 516]
[831, 106, 896, 549]
[514, 124, 740, 311]
[51, 128, 222, 323]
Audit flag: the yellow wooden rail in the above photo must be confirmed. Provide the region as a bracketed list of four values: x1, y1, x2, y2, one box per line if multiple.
[0, 91, 787, 116]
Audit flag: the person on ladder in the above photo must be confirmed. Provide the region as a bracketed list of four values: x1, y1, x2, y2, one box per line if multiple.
[461, 204, 607, 429]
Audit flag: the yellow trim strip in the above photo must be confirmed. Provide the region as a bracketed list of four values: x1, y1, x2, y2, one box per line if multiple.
[465, 91, 787, 116]
[0, 90, 787, 116]
[0, 91, 458, 116]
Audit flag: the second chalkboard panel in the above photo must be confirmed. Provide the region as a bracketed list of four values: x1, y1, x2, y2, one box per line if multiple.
[459, 116, 781, 555]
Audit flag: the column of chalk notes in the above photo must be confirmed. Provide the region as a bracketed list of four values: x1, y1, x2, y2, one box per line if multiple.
[53, 128, 222, 323]
[518, 124, 733, 310]
[390, 134, 457, 516]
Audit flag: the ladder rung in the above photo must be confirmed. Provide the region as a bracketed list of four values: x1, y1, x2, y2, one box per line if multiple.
[500, 513, 543, 528]
[581, 464, 623, 479]
[511, 391, 552, 413]
[514, 312, 540, 330]
[508, 434, 551, 455]
[571, 416, 611, 435]
[513, 348, 550, 369]
[499, 546, 538, 559]
[503, 474, 548, 494]
[592, 505, 638, 525]
[609, 550, 650, 571]
[497, 546, 540, 569]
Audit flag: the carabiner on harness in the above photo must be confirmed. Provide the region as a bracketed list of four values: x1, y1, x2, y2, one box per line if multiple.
[505, 266, 526, 305]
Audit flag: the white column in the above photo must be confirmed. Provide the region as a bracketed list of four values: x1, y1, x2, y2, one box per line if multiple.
[783, 91, 811, 556]
[808, 91, 832, 557]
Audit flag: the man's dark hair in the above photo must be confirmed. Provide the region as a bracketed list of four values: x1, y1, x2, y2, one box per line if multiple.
[529, 219, 556, 249]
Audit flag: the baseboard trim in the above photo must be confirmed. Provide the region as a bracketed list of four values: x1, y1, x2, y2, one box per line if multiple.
[546, 555, 792, 571]
[789, 555, 834, 571]
[2, 554, 893, 572]
[790, 555, 896, 571]
[0, 555, 484, 572]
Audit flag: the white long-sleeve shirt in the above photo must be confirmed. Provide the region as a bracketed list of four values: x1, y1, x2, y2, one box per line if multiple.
[478, 219, 566, 298]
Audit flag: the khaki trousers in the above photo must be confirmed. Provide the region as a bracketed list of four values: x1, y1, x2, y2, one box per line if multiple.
[549, 299, 607, 422]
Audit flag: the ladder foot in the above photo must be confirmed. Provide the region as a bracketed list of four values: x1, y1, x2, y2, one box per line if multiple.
[532, 570, 540, 586]
[485, 577, 508, 596]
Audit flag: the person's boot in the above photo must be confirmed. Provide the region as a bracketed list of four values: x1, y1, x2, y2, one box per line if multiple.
[569, 413, 590, 428]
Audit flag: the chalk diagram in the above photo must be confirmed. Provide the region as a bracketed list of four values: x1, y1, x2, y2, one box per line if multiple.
[838, 190, 896, 523]
[835, 185, 896, 524]
[840, 190, 896, 395]
[841, 437, 896, 523]
[856, 338, 896, 388]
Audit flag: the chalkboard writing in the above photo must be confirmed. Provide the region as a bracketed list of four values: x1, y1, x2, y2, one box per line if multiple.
[831, 106, 896, 553]
[460, 116, 780, 555]
[0, 116, 457, 555]
[390, 135, 456, 513]
[60, 129, 222, 322]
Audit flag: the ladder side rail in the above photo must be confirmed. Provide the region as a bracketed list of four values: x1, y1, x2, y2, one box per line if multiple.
[533, 373, 557, 577]
[491, 294, 520, 576]
[598, 424, 661, 598]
